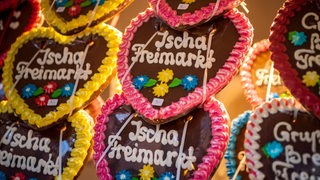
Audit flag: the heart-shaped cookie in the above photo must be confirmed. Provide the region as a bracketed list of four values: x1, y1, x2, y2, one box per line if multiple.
[0, 100, 93, 180]
[148, 0, 244, 30]
[224, 111, 251, 180]
[244, 98, 320, 179]
[41, 0, 133, 35]
[240, 39, 290, 108]
[93, 93, 229, 179]
[117, 8, 253, 124]
[0, 0, 42, 67]
[2, 24, 121, 129]
[269, 0, 320, 119]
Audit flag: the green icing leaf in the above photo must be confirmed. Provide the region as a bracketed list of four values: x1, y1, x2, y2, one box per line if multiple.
[51, 89, 62, 98]
[65, 0, 73, 8]
[144, 79, 157, 87]
[33, 87, 44, 97]
[80, 0, 92, 7]
[288, 31, 297, 41]
[169, 78, 181, 88]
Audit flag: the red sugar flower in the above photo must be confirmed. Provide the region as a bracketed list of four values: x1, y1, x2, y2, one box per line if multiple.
[35, 94, 50, 107]
[43, 81, 58, 94]
[11, 172, 25, 180]
[73, 0, 84, 4]
[68, 5, 81, 17]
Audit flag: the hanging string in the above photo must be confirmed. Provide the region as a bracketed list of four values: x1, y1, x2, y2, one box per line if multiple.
[265, 61, 274, 101]
[46, 0, 57, 18]
[231, 154, 247, 180]
[121, 31, 159, 84]
[86, 0, 100, 28]
[58, 125, 66, 180]
[240, 2, 249, 14]
[155, 0, 161, 14]
[176, 115, 192, 180]
[0, 122, 17, 147]
[95, 113, 136, 169]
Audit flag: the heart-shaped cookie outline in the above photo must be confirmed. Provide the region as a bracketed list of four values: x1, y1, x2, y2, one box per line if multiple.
[41, 0, 133, 35]
[148, 0, 244, 29]
[2, 24, 121, 128]
[244, 98, 308, 179]
[117, 8, 253, 124]
[0, 100, 93, 179]
[93, 93, 229, 179]
[0, 0, 42, 67]
[269, 0, 320, 119]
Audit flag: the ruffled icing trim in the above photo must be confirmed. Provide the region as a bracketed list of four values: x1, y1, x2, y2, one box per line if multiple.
[41, 0, 131, 34]
[2, 24, 121, 128]
[269, 0, 320, 119]
[148, 0, 243, 29]
[244, 98, 300, 179]
[93, 93, 229, 179]
[0, 100, 13, 114]
[117, 8, 253, 123]
[224, 110, 251, 180]
[0, 0, 42, 67]
[240, 39, 271, 108]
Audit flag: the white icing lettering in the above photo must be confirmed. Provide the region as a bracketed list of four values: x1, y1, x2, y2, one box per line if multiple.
[255, 68, 282, 86]
[302, 12, 320, 31]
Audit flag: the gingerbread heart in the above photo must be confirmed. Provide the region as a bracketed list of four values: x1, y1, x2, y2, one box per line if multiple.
[0, 0, 42, 67]
[240, 39, 290, 108]
[93, 93, 229, 179]
[117, 8, 253, 124]
[0, 101, 93, 180]
[41, 0, 133, 35]
[244, 98, 320, 179]
[148, 0, 244, 30]
[224, 111, 251, 180]
[2, 24, 121, 129]
[269, 0, 320, 119]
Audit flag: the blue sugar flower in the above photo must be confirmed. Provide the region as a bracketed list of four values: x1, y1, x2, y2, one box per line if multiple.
[0, 171, 6, 180]
[267, 92, 279, 100]
[55, 0, 68, 7]
[159, 172, 175, 180]
[21, 84, 37, 98]
[133, 75, 149, 90]
[61, 83, 74, 97]
[29, 178, 38, 180]
[91, 0, 105, 5]
[181, 75, 198, 91]
[262, 140, 284, 159]
[289, 31, 307, 46]
[115, 170, 132, 180]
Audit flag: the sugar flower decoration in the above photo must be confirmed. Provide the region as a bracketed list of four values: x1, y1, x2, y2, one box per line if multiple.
[0, 171, 6, 180]
[55, 0, 68, 7]
[182, 0, 195, 4]
[115, 170, 132, 180]
[35, 94, 50, 107]
[262, 140, 283, 159]
[139, 165, 155, 180]
[74, 0, 84, 4]
[43, 81, 58, 94]
[133, 75, 150, 90]
[288, 31, 307, 46]
[68, 5, 81, 17]
[61, 83, 74, 97]
[21, 84, 37, 98]
[29, 178, 38, 180]
[91, 0, 105, 5]
[181, 75, 198, 91]
[159, 172, 175, 180]
[302, 71, 319, 87]
[153, 83, 169, 97]
[11, 172, 25, 180]
[157, 68, 174, 83]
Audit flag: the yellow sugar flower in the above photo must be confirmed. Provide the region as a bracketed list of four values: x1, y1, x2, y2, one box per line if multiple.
[302, 71, 319, 87]
[139, 165, 155, 180]
[157, 68, 174, 83]
[153, 83, 169, 97]
[182, 0, 196, 4]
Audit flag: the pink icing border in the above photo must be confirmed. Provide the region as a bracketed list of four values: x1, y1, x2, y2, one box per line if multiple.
[269, 0, 320, 119]
[244, 98, 300, 179]
[240, 39, 270, 108]
[117, 8, 253, 124]
[93, 93, 230, 180]
[148, 0, 243, 29]
[0, 0, 42, 67]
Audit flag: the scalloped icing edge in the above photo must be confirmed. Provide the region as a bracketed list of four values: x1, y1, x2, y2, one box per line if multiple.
[2, 24, 122, 128]
[244, 98, 301, 179]
[148, 0, 244, 29]
[224, 110, 252, 180]
[41, 0, 130, 34]
[269, 0, 320, 119]
[0, 0, 42, 67]
[0, 101, 93, 179]
[240, 39, 271, 108]
[93, 93, 230, 180]
[117, 8, 253, 123]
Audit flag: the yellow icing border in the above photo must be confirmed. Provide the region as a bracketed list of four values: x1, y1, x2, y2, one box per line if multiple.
[2, 24, 121, 128]
[41, 0, 126, 34]
[0, 101, 13, 114]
